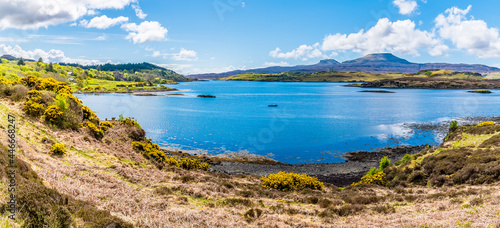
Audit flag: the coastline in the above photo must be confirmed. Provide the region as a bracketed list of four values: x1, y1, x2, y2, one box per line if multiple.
[163, 145, 427, 186]
[73, 88, 179, 95]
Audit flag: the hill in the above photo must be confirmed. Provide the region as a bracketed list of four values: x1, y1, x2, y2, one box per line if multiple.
[0, 57, 189, 93]
[188, 53, 500, 79]
[219, 69, 489, 84]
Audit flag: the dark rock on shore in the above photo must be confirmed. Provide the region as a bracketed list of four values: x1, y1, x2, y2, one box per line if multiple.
[358, 90, 395, 93]
[209, 145, 428, 186]
[198, 94, 216, 98]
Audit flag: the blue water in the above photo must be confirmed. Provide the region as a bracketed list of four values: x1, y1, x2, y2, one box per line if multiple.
[76, 81, 500, 164]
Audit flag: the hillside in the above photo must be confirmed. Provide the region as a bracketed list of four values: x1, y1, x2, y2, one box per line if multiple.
[1, 73, 500, 227]
[0, 57, 188, 93]
[188, 53, 500, 79]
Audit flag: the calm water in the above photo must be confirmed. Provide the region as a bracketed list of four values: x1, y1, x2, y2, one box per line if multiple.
[76, 81, 500, 164]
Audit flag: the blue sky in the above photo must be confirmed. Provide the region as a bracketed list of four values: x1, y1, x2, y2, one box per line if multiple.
[1, 0, 500, 74]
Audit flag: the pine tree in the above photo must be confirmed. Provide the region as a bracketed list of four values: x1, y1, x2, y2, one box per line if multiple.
[17, 57, 25, 66]
[37, 57, 43, 63]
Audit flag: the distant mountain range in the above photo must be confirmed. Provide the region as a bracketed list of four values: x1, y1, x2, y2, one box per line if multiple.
[188, 53, 500, 79]
[0, 54, 35, 62]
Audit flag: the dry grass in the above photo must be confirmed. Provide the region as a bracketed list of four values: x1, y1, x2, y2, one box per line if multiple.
[2, 97, 500, 227]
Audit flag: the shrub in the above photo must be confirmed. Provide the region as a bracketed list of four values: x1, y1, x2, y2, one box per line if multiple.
[54, 94, 69, 110]
[50, 143, 66, 155]
[395, 154, 414, 166]
[19, 75, 40, 87]
[179, 157, 210, 170]
[23, 99, 44, 117]
[476, 121, 495, 127]
[352, 171, 386, 186]
[121, 117, 140, 127]
[82, 105, 98, 121]
[379, 156, 391, 170]
[450, 120, 458, 131]
[100, 121, 113, 128]
[261, 171, 324, 191]
[86, 122, 104, 139]
[11, 84, 28, 101]
[44, 105, 64, 123]
[132, 140, 166, 162]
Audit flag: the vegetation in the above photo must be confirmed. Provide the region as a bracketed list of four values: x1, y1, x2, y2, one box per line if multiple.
[219, 71, 405, 82]
[450, 120, 459, 131]
[50, 143, 67, 155]
[476, 121, 496, 127]
[261, 171, 324, 191]
[352, 156, 391, 186]
[219, 69, 486, 83]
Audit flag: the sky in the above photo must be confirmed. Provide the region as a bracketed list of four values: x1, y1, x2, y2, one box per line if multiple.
[1, 0, 500, 75]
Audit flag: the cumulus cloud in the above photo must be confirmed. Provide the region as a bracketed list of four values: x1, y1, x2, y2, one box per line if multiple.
[121, 21, 168, 43]
[0, 0, 135, 29]
[269, 43, 325, 61]
[321, 18, 440, 56]
[0, 44, 109, 65]
[393, 0, 418, 15]
[263, 61, 290, 67]
[80, 15, 128, 29]
[435, 5, 500, 58]
[172, 48, 198, 61]
[132, 4, 147, 19]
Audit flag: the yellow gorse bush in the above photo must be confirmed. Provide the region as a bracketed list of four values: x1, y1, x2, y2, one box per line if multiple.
[132, 140, 210, 170]
[351, 171, 386, 186]
[44, 105, 63, 123]
[86, 122, 104, 139]
[261, 171, 324, 191]
[476, 121, 496, 127]
[23, 99, 44, 117]
[50, 143, 67, 155]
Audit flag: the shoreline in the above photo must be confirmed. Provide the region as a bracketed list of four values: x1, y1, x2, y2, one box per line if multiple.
[163, 145, 428, 186]
[73, 88, 179, 95]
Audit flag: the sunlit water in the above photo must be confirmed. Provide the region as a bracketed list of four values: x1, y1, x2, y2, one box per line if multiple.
[76, 81, 500, 164]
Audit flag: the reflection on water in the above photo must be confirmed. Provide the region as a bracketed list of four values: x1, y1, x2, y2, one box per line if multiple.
[76, 81, 500, 164]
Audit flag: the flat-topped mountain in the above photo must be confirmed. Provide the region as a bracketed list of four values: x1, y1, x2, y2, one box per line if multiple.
[188, 53, 500, 79]
[342, 53, 411, 65]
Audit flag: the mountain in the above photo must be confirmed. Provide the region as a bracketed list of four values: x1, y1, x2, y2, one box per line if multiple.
[189, 59, 340, 79]
[0, 54, 35, 62]
[187, 53, 500, 79]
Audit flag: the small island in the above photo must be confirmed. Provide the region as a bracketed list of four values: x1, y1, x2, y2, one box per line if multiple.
[358, 90, 395, 93]
[198, 94, 216, 98]
[468, 89, 492, 93]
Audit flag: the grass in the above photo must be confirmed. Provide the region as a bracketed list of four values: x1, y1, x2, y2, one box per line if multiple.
[452, 133, 499, 148]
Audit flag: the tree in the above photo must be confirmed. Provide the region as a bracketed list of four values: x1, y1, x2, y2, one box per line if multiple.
[17, 57, 25, 66]
[37, 57, 43, 63]
[46, 62, 54, 72]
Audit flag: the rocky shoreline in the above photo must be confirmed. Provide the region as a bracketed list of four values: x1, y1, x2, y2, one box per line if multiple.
[208, 145, 427, 186]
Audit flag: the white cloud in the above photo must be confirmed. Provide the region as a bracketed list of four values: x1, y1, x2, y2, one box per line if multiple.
[132, 4, 147, 19]
[80, 15, 128, 29]
[393, 0, 418, 15]
[121, 21, 168, 43]
[172, 48, 198, 61]
[270, 43, 325, 61]
[0, 0, 135, 29]
[428, 44, 450, 57]
[435, 5, 500, 58]
[0, 44, 109, 65]
[321, 18, 440, 56]
[263, 61, 290, 67]
[95, 35, 107, 40]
